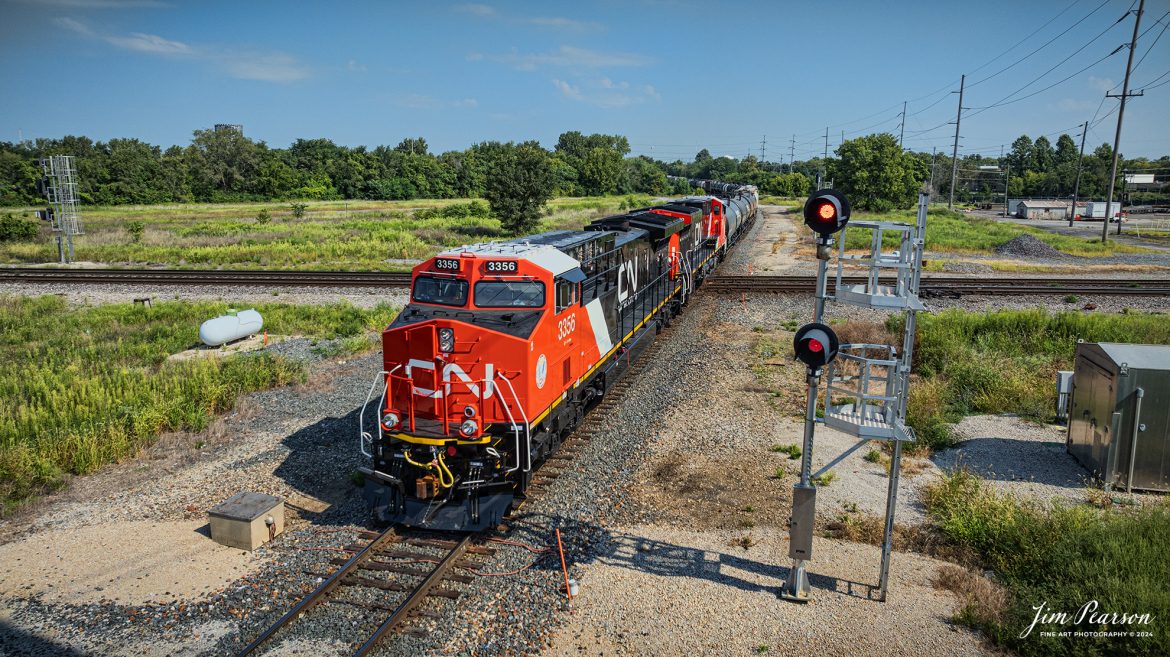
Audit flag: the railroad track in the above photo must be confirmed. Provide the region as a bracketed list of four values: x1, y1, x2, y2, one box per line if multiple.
[236, 528, 483, 657]
[4, 267, 1167, 296]
[0, 267, 412, 287]
[704, 275, 1170, 297]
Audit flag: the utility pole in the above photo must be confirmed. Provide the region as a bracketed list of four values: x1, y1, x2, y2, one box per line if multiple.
[948, 74, 966, 211]
[1103, 0, 1144, 242]
[789, 134, 795, 174]
[761, 134, 766, 161]
[929, 147, 937, 201]
[818, 127, 828, 190]
[1070, 121, 1088, 227]
[1003, 163, 1010, 217]
[898, 100, 907, 148]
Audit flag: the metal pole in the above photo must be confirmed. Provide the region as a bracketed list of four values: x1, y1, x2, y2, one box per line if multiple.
[948, 75, 965, 211]
[1003, 164, 1010, 217]
[789, 134, 795, 174]
[929, 147, 937, 201]
[1103, 0, 1144, 241]
[819, 127, 828, 190]
[898, 100, 906, 148]
[781, 366, 820, 603]
[1070, 121, 1088, 227]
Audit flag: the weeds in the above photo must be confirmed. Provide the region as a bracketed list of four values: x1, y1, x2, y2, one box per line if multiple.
[813, 470, 837, 487]
[0, 197, 644, 269]
[923, 469, 1170, 655]
[900, 308, 1170, 450]
[863, 449, 883, 463]
[0, 296, 399, 513]
[771, 443, 802, 460]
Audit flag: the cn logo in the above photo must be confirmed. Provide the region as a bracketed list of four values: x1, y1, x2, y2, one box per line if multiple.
[405, 359, 495, 399]
[616, 260, 639, 303]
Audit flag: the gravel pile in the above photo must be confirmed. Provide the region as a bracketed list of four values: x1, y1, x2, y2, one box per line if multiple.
[994, 234, 1067, 259]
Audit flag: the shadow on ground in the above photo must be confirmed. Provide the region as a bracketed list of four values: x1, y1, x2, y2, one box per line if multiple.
[0, 620, 91, 656]
[931, 436, 1090, 488]
[507, 512, 882, 602]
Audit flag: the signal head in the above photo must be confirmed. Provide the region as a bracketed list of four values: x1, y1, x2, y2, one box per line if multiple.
[803, 189, 850, 236]
[793, 322, 840, 368]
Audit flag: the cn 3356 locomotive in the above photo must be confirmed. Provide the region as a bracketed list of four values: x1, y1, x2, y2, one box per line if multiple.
[359, 179, 758, 530]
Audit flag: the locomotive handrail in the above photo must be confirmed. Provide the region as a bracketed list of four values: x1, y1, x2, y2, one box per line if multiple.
[359, 367, 393, 458]
[496, 372, 531, 473]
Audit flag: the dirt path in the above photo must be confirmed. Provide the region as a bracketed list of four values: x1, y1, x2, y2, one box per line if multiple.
[725, 204, 806, 275]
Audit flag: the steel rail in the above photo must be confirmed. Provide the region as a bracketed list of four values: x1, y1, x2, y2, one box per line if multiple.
[352, 534, 473, 657]
[235, 526, 402, 657]
[704, 275, 1170, 296]
[0, 267, 412, 287]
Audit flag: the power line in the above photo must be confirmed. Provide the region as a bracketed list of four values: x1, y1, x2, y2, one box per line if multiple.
[1130, 9, 1170, 73]
[967, 12, 1131, 115]
[967, 0, 1112, 88]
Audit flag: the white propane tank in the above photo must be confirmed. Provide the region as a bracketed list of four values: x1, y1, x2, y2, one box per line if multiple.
[199, 309, 264, 346]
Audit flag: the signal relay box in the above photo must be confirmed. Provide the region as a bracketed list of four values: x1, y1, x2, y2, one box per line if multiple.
[788, 486, 817, 560]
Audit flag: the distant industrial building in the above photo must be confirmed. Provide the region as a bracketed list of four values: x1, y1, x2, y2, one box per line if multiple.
[214, 124, 243, 135]
[1015, 200, 1068, 220]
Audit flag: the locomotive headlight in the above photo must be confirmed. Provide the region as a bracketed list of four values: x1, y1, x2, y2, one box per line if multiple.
[381, 411, 400, 430]
[438, 328, 455, 353]
[463, 405, 476, 418]
[459, 419, 479, 437]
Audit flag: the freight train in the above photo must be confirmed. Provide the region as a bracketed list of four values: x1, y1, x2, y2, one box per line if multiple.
[359, 179, 758, 530]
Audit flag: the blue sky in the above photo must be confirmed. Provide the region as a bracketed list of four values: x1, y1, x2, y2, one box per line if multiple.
[1, 0, 1168, 159]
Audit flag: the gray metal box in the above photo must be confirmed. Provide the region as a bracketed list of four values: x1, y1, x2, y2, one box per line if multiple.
[1067, 343, 1170, 492]
[788, 486, 816, 560]
[208, 491, 284, 550]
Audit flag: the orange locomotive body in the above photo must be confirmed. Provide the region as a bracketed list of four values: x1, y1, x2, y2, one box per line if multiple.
[359, 180, 758, 530]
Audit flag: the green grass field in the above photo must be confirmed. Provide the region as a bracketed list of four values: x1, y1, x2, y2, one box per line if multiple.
[839, 208, 1148, 257]
[0, 296, 399, 513]
[0, 195, 653, 270]
[902, 309, 1170, 450]
[925, 470, 1170, 656]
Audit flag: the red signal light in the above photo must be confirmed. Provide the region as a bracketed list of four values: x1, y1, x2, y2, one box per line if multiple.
[803, 190, 850, 236]
[793, 322, 840, 368]
[447, 445, 457, 457]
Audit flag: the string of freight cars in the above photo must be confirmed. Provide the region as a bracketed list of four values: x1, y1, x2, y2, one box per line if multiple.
[2, 267, 1167, 296]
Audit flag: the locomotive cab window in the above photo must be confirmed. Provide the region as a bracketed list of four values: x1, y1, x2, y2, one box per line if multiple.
[474, 280, 545, 308]
[554, 278, 577, 313]
[412, 276, 468, 307]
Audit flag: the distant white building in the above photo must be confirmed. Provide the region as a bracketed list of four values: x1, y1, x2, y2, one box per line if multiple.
[1016, 200, 1068, 220]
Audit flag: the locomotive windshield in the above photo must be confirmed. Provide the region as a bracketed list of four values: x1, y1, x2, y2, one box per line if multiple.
[412, 276, 468, 306]
[474, 280, 545, 308]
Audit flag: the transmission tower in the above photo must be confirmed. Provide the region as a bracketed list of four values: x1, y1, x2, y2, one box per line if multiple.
[39, 155, 83, 263]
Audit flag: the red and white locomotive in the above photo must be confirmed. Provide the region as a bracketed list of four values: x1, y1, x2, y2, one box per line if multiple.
[359, 179, 758, 530]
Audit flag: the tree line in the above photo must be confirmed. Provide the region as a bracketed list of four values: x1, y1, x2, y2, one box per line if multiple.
[0, 127, 1164, 214]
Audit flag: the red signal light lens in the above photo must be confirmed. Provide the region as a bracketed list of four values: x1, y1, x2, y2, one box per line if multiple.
[447, 445, 457, 457]
[808, 339, 824, 353]
[817, 203, 836, 220]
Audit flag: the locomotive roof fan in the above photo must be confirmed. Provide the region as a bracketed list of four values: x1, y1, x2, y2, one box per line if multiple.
[803, 189, 850, 236]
